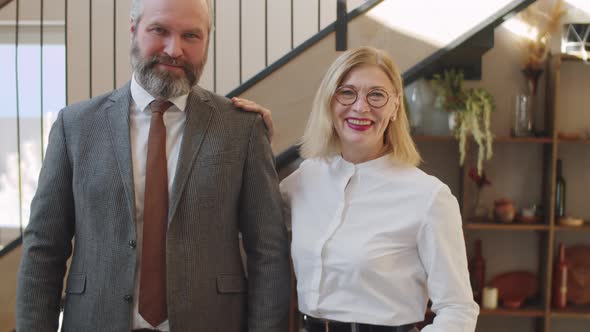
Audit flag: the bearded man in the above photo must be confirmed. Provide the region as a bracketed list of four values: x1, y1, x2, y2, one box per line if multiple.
[15, 0, 290, 331]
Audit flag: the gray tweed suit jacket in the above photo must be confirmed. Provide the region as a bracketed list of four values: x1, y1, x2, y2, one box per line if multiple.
[16, 83, 290, 332]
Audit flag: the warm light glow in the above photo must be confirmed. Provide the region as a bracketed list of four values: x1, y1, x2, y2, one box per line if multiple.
[503, 19, 539, 41]
[367, 0, 517, 47]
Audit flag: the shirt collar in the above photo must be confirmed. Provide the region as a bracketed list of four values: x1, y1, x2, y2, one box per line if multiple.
[131, 74, 189, 113]
[332, 153, 394, 173]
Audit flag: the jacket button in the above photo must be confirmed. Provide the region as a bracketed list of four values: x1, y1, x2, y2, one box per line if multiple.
[128, 240, 136, 249]
[124, 295, 133, 303]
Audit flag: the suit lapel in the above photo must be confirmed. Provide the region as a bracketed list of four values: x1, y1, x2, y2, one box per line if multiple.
[105, 82, 136, 224]
[168, 86, 215, 223]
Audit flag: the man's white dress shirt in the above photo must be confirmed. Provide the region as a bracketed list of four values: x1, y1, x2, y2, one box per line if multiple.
[129, 76, 188, 331]
[281, 154, 479, 332]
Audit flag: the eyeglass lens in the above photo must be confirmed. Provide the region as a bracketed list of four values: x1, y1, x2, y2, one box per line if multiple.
[334, 86, 389, 108]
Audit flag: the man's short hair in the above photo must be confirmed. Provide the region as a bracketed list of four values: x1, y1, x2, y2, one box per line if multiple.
[130, 0, 214, 33]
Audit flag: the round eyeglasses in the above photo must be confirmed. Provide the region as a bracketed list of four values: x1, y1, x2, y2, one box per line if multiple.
[334, 85, 391, 108]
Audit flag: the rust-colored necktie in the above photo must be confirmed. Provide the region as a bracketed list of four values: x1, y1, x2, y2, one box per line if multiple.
[139, 100, 173, 326]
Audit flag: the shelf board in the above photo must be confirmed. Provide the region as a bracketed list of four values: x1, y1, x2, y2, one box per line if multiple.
[465, 221, 549, 231]
[494, 136, 553, 143]
[560, 53, 589, 62]
[551, 305, 590, 319]
[413, 136, 554, 143]
[413, 135, 455, 142]
[480, 306, 545, 317]
[558, 137, 590, 145]
[554, 224, 590, 232]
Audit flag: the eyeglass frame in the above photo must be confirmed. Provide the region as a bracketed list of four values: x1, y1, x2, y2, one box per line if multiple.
[333, 85, 399, 109]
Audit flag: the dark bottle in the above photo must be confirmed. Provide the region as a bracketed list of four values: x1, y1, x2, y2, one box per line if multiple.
[555, 159, 566, 218]
[552, 243, 568, 308]
[469, 239, 486, 304]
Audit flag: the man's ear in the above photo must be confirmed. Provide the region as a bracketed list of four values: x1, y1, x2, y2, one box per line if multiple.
[130, 18, 137, 34]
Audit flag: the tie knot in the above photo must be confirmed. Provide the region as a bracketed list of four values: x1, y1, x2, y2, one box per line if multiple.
[150, 100, 173, 114]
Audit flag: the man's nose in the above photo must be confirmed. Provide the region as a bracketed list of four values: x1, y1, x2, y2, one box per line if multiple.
[164, 35, 183, 58]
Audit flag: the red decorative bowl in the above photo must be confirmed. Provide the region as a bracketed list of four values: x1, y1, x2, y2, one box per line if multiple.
[489, 271, 538, 309]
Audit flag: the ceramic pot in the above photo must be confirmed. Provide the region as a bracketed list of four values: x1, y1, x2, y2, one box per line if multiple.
[494, 199, 516, 223]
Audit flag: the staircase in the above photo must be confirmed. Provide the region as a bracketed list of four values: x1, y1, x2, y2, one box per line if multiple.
[0, 0, 536, 330]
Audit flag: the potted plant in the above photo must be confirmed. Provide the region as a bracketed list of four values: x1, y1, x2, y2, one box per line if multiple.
[431, 69, 495, 174]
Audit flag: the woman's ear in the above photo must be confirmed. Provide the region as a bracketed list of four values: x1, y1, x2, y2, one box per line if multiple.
[391, 96, 401, 121]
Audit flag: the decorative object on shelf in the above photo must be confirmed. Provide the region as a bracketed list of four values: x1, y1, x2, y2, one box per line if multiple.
[405, 79, 436, 135]
[482, 287, 499, 310]
[493, 199, 516, 223]
[521, 67, 544, 97]
[516, 0, 567, 135]
[517, 0, 566, 74]
[553, 243, 569, 308]
[555, 159, 566, 218]
[558, 131, 586, 140]
[431, 69, 495, 174]
[561, 23, 590, 63]
[489, 271, 538, 309]
[565, 245, 590, 305]
[468, 167, 491, 218]
[512, 94, 535, 137]
[558, 216, 584, 227]
[469, 239, 486, 304]
[517, 204, 542, 224]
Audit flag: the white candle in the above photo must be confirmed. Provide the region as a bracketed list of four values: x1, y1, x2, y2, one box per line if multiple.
[482, 287, 498, 309]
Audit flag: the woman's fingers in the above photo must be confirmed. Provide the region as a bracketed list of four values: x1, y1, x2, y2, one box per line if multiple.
[232, 97, 275, 141]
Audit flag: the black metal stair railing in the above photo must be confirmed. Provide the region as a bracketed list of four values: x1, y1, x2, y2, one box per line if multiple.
[273, 0, 536, 172]
[0, 0, 383, 257]
[0, 0, 536, 257]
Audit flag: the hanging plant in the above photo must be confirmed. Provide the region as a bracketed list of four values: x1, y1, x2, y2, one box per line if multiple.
[432, 69, 495, 174]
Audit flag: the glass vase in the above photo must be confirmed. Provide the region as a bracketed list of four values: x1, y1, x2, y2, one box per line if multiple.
[512, 94, 534, 137]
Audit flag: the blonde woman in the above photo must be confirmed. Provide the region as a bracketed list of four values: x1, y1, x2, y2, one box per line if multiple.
[234, 46, 479, 332]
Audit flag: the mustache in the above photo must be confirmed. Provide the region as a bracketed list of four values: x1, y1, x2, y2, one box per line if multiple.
[144, 54, 197, 82]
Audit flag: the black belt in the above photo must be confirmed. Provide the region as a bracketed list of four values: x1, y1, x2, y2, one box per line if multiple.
[131, 329, 164, 332]
[304, 315, 416, 332]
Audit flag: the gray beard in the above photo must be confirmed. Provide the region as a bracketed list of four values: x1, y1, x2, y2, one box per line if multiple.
[130, 40, 204, 99]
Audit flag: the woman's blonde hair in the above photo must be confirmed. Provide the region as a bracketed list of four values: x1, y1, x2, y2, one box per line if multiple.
[300, 46, 421, 166]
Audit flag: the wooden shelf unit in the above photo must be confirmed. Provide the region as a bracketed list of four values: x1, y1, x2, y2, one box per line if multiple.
[464, 222, 550, 231]
[412, 135, 455, 141]
[558, 138, 590, 145]
[554, 224, 590, 232]
[454, 54, 590, 332]
[412, 135, 554, 144]
[551, 305, 590, 319]
[480, 306, 546, 318]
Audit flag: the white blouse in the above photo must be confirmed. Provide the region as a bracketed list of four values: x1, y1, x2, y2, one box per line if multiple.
[280, 155, 479, 332]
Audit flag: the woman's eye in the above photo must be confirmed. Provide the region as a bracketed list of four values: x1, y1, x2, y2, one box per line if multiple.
[370, 90, 385, 97]
[368, 90, 387, 99]
[339, 89, 356, 97]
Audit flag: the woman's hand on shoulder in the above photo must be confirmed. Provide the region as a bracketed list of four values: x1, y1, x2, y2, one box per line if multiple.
[232, 97, 274, 141]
